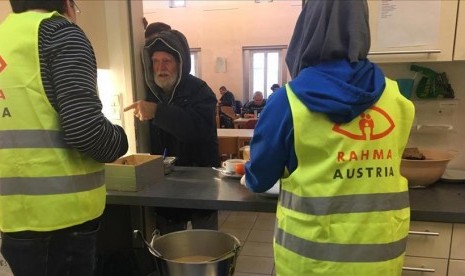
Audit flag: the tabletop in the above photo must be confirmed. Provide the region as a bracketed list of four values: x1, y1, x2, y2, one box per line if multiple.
[217, 128, 254, 138]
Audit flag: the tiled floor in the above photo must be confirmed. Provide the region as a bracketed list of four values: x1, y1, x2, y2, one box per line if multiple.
[218, 211, 276, 276]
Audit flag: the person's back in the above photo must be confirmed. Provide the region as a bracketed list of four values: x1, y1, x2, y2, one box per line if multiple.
[218, 86, 235, 108]
[0, 1, 128, 275]
[218, 86, 236, 128]
[244, 0, 415, 274]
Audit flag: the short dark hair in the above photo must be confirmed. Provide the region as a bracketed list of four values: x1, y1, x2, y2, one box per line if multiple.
[9, 0, 67, 14]
[220, 86, 226, 90]
[271, 84, 280, 90]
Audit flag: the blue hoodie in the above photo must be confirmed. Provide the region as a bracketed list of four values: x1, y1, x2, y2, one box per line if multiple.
[245, 0, 386, 193]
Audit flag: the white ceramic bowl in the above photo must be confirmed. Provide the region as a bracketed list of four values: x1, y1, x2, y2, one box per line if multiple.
[400, 149, 456, 187]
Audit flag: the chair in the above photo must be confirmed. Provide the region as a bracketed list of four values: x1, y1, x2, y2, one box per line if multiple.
[238, 137, 251, 150]
[216, 115, 220, 128]
[219, 106, 237, 129]
[218, 136, 238, 160]
[234, 100, 242, 114]
[220, 106, 237, 120]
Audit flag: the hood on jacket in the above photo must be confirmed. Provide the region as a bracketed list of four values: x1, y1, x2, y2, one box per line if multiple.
[285, 0, 385, 123]
[142, 30, 191, 103]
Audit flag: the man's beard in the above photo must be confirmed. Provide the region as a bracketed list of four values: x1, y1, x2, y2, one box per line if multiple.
[154, 72, 178, 94]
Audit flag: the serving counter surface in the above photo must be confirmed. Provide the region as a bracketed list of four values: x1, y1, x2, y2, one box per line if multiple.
[107, 167, 277, 212]
[106, 167, 465, 223]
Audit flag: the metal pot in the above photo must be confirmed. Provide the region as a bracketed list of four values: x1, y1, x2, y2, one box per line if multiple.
[149, 230, 241, 276]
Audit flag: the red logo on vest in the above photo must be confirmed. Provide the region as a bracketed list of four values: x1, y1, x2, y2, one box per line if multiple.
[332, 106, 395, 140]
[0, 55, 6, 73]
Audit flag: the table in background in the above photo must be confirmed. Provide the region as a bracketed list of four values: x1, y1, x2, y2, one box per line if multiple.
[233, 117, 258, 129]
[217, 128, 254, 158]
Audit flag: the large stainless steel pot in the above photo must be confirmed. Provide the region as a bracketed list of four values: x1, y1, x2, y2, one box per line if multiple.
[149, 230, 241, 276]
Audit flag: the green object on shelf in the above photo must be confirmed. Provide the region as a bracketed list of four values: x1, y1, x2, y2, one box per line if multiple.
[410, 65, 454, 99]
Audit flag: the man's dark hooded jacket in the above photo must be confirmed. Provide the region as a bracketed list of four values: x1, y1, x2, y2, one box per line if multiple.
[142, 30, 219, 167]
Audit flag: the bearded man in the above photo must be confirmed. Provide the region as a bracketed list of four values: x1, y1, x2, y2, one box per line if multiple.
[125, 30, 220, 234]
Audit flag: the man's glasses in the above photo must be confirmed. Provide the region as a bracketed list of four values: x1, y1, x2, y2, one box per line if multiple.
[71, 0, 81, 14]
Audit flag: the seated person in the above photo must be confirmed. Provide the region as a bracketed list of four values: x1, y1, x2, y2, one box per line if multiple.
[270, 83, 280, 93]
[241, 91, 267, 118]
[218, 86, 235, 108]
[218, 86, 236, 128]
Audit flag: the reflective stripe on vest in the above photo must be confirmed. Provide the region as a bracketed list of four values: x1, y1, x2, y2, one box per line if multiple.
[0, 171, 104, 195]
[280, 189, 409, 215]
[276, 228, 407, 262]
[0, 130, 68, 148]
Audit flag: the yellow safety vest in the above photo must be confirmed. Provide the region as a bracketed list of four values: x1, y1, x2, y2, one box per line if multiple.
[275, 79, 415, 275]
[0, 11, 105, 232]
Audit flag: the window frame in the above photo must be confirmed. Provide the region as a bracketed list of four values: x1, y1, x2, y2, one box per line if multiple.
[169, 0, 186, 8]
[190, 48, 201, 78]
[242, 46, 288, 101]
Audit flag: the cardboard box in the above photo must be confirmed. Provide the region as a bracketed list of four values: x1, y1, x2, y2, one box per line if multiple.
[105, 154, 164, 191]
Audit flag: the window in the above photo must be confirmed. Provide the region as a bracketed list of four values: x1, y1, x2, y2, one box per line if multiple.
[169, 0, 186, 8]
[243, 47, 287, 100]
[190, 48, 200, 77]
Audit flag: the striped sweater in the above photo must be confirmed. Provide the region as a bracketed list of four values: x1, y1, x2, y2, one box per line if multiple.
[38, 16, 128, 163]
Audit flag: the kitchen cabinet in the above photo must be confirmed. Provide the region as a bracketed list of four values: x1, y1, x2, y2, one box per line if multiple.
[449, 260, 465, 275]
[454, 0, 465, 60]
[367, 0, 458, 63]
[403, 256, 448, 276]
[402, 221, 452, 275]
[449, 224, 465, 275]
[402, 222, 465, 275]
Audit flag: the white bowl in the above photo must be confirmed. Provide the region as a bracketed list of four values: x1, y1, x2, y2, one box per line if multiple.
[400, 149, 455, 187]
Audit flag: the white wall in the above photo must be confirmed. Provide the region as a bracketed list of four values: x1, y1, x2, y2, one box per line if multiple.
[143, 0, 301, 102]
[0, 2, 12, 22]
[379, 62, 465, 170]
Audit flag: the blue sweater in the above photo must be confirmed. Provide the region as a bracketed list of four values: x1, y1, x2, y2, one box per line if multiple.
[245, 59, 385, 192]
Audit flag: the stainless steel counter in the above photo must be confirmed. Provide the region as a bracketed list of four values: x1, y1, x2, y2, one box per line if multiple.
[106, 167, 465, 223]
[106, 167, 277, 212]
[409, 181, 465, 223]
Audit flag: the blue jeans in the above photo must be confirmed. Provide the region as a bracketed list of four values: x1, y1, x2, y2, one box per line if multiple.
[1, 218, 100, 276]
